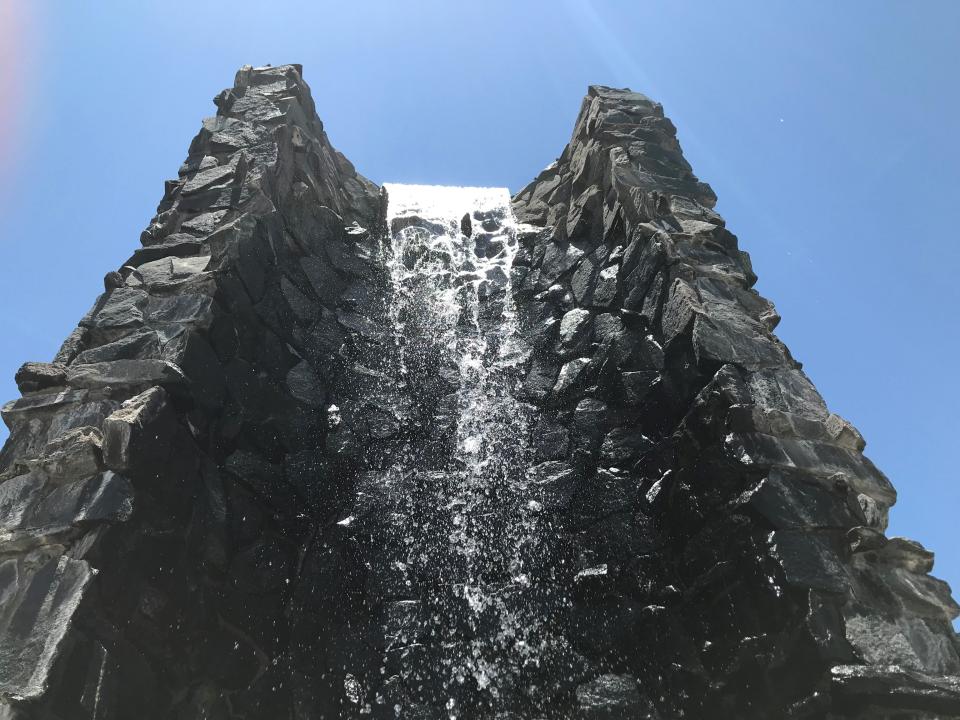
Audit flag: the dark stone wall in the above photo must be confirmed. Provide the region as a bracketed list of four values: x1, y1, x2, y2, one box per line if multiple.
[0, 63, 381, 719]
[0, 70, 958, 719]
[509, 85, 960, 718]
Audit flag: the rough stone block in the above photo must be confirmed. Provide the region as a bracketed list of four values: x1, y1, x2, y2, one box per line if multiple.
[101, 387, 174, 472]
[0, 554, 94, 700]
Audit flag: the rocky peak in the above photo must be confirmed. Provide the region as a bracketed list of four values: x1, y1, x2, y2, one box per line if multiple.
[0, 67, 958, 719]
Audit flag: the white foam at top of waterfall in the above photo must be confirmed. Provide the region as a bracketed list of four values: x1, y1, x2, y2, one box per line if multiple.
[383, 182, 512, 220]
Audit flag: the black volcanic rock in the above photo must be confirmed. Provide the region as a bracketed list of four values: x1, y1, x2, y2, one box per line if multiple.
[0, 69, 958, 720]
[511, 84, 960, 718]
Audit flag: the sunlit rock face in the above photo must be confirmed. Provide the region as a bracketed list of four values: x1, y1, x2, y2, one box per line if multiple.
[1, 65, 959, 719]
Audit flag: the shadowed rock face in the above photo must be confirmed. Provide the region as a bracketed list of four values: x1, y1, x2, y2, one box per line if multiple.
[0, 66, 957, 719]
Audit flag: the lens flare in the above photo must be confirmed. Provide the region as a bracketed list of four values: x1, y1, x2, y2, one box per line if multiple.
[0, 1, 29, 193]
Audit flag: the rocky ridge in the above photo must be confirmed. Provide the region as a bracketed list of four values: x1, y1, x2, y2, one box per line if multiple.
[509, 85, 960, 718]
[0, 63, 381, 719]
[0, 67, 956, 719]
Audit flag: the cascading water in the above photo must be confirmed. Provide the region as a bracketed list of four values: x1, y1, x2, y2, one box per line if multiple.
[359, 184, 571, 717]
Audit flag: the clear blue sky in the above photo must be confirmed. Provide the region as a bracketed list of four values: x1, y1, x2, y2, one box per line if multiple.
[1, 1, 958, 618]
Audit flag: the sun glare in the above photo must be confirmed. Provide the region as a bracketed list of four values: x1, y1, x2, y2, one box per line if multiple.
[0, 1, 28, 191]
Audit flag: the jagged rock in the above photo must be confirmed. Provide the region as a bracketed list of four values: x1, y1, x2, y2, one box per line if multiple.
[101, 386, 173, 471]
[45, 470, 133, 524]
[181, 157, 239, 195]
[571, 247, 619, 309]
[558, 308, 591, 354]
[572, 398, 608, 447]
[523, 357, 560, 402]
[826, 412, 866, 451]
[129, 234, 205, 267]
[769, 529, 850, 594]
[81, 287, 148, 334]
[598, 426, 652, 467]
[553, 357, 592, 397]
[14, 363, 67, 394]
[0, 472, 43, 533]
[831, 665, 960, 717]
[0, 469, 133, 547]
[0, 69, 956, 720]
[847, 525, 886, 553]
[743, 467, 865, 530]
[620, 370, 658, 405]
[540, 241, 584, 287]
[857, 492, 887, 530]
[134, 255, 211, 290]
[0, 554, 94, 700]
[880, 536, 936, 574]
[103, 270, 124, 290]
[65, 359, 186, 391]
[28, 426, 103, 481]
[145, 292, 214, 327]
[181, 209, 228, 236]
[527, 461, 579, 510]
[0, 390, 120, 477]
[73, 328, 160, 364]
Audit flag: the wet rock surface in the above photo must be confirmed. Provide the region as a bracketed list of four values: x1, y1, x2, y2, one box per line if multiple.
[510, 84, 960, 718]
[0, 71, 957, 719]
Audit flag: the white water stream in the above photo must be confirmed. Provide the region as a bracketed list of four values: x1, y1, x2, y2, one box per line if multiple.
[380, 184, 562, 714]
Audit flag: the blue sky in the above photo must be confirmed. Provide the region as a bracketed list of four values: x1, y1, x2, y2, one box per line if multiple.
[1, 1, 958, 616]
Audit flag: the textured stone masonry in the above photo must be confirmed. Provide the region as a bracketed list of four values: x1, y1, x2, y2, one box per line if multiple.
[0, 67, 957, 719]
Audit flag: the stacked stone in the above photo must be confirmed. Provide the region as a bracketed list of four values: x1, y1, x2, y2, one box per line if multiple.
[2, 67, 959, 720]
[0, 64, 379, 718]
[510, 85, 960, 717]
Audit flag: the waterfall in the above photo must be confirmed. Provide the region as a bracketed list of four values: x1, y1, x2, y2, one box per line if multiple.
[369, 184, 567, 716]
